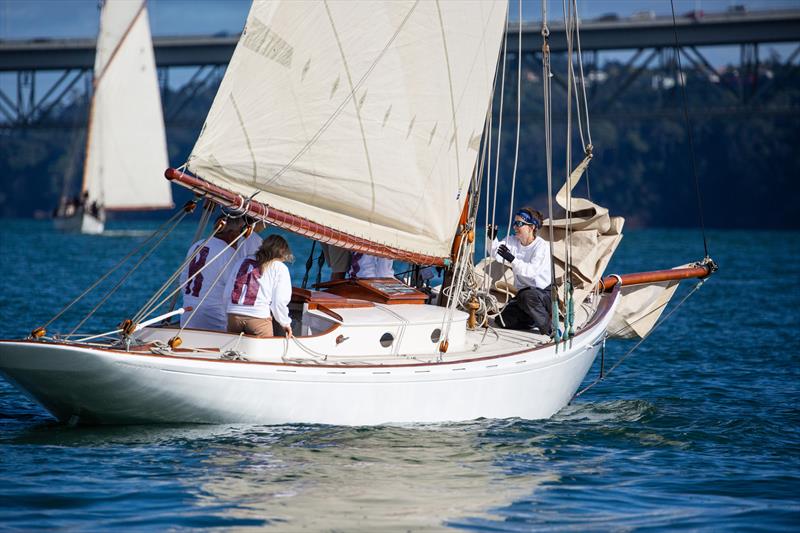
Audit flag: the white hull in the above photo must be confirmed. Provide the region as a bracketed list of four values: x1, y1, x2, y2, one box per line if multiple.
[53, 211, 104, 234]
[0, 291, 618, 426]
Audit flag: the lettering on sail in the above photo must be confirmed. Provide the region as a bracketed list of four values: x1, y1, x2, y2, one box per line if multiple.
[242, 18, 293, 68]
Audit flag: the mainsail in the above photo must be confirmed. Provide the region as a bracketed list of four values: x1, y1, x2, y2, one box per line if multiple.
[187, 0, 507, 260]
[82, 0, 172, 211]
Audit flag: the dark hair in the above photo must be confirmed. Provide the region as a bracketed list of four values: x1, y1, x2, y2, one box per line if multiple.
[255, 235, 293, 269]
[519, 207, 543, 231]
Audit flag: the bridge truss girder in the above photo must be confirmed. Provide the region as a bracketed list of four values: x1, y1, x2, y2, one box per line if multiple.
[1, 41, 798, 130]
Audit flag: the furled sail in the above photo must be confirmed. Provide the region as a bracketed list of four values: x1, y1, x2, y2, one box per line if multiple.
[187, 0, 507, 260]
[83, 0, 172, 211]
[547, 154, 625, 310]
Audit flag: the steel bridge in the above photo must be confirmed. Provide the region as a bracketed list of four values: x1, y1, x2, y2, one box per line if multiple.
[1, 8, 799, 128]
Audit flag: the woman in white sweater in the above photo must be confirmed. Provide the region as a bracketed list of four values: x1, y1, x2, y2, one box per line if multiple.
[225, 234, 294, 338]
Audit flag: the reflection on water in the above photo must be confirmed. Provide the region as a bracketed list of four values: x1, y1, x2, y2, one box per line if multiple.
[2, 418, 557, 530]
[193, 423, 555, 530]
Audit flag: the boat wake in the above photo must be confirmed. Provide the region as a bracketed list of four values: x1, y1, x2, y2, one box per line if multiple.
[554, 399, 657, 424]
[100, 230, 153, 238]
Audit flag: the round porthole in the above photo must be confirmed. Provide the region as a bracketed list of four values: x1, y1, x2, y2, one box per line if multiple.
[380, 332, 394, 348]
[431, 328, 442, 343]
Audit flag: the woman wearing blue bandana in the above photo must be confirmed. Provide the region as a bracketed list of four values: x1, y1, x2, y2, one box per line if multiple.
[489, 207, 553, 336]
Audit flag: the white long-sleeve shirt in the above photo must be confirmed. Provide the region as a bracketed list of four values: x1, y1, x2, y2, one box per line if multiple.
[224, 257, 293, 328]
[236, 232, 262, 261]
[179, 237, 236, 330]
[349, 253, 394, 278]
[491, 235, 552, 290]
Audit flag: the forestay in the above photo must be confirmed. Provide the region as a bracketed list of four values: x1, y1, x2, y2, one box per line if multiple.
[187, 0, 507, 260]
[83, 0, 172, 211]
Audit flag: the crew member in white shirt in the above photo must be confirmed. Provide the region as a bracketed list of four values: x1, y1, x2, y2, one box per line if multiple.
[236, 216, 267, 261]
[349, 252, 394, 279]
[490, 207, 553, 336]
[225, 234, 294, 338]
[180, 216, 244, 331]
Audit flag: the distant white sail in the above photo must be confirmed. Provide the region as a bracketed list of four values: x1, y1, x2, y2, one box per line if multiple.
[188, 0, 506, 259]
[83, 0, 172, 211]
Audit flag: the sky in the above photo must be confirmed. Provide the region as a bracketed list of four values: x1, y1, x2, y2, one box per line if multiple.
[1, 0, 798, 40]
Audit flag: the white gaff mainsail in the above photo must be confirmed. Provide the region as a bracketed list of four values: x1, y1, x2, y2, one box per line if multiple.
[82, 0, 172, 211]
[187, 0, 507, 260]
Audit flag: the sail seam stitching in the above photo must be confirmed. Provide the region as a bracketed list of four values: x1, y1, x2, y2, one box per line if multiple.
[229, 94, 258, 182]
[434, 0, 461, 185]
[323, 0, 376, 219]
[257, 1, 419, 197]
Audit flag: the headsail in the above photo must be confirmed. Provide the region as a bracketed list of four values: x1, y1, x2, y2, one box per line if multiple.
[83, 0, 172, 211]
[187, 0, 507, 260]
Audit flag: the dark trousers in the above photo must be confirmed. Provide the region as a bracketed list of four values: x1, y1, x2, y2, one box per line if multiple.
[499, 286, 552, 335]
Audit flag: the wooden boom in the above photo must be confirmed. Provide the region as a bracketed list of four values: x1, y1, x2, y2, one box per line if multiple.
[165, 167, 448, 266]
[600, 262, 715, 291]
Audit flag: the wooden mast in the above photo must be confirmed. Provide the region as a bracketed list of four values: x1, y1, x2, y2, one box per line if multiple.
[165, 167, 448, 267]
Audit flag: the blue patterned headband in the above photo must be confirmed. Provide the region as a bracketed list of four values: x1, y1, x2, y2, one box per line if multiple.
[515, 210, 540, 228]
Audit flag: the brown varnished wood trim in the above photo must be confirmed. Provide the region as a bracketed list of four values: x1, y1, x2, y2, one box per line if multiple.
[166, 168, 447, 266]
[0, 287, 620, 369]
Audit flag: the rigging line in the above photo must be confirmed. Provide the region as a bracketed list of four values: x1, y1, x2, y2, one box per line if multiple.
[138, 224, 249, 324]
[481, 21, 506, 267]
[133, 213, 227, 324]
[484, 109, 491, 268]
[504, 0, 523, 238]
[488, 5, 509, 285]
[542, 0, 560, 340]
[572, 0, 593, 147]
[68, 208, 190, 336]
[253, 0, 420, 191]
[563, 0, 575, 318]
[670, 0, 709, 258]
[38, 207, 186, 332]
[169, 200, 215, 312]
[174, 230, 248, 339]
[572, 278, 707, 399]
[564, 0, 586, 153]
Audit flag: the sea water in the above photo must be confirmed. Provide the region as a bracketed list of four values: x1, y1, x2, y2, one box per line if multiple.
[0, 220, 798, 530]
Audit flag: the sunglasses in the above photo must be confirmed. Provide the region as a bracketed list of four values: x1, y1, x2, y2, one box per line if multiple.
[512, 220, 533, 228]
